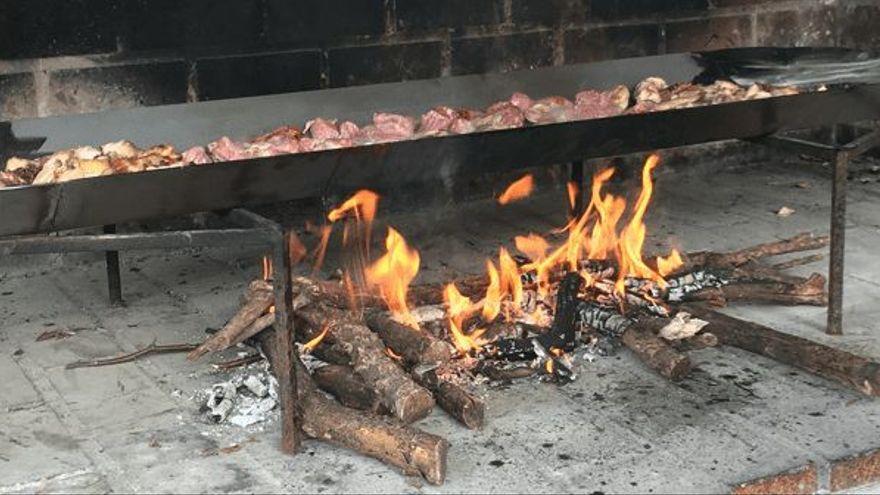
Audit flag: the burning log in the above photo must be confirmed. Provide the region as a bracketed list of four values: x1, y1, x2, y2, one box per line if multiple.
[257, 329, 448, 484]
[312, 364, 386, 414]
[188, 280, 275, 361]
[683, 305, 880, 397]
[365, 311, 454, 365]
[578, 302, 692, 381]
[297, 303, 436, 423]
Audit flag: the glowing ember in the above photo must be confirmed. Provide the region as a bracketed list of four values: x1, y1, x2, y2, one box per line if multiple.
[365, 227, 421, 328]
[385, 347, 403, 360]
[657, 248, 684, 277]
[443, 283, 485, 353]
[303, 325, 329, 353]
[497, 174, 534, 205]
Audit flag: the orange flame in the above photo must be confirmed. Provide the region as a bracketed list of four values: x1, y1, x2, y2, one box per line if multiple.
[365, 227, 421, 328]
[311, 225, 333, 274]
[657, 248, 683, 277]
[328, 189, 379, 224]
[616, 154, 665, 295]
[497, 174, 534, 205]
[482, 260, 502, 322]
[303, 325, 329, 353]
[566, 181, 579, 211]
[499, 247, 523, 307]
[515, 233, 550, 262]
[443, 283, 485, 353]
[288, 233, 308, 265]
[261, 256, 273, 281]
[586, 168, 625, 260]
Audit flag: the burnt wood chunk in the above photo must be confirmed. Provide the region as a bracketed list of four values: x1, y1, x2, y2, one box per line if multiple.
[537, 272, 583, 350]
[413, 365, 485, 429]
[683, 305, 880, 397]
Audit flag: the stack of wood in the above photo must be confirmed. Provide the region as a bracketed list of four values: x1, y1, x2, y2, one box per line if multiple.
[187, 276, 486, 485]
[179, 231, 880, 485]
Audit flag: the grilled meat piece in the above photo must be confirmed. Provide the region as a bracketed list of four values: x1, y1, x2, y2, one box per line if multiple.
[305, 118, 341, 140]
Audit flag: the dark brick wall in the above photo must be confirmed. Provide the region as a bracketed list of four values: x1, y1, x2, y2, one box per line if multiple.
[1, 0, 877, 120]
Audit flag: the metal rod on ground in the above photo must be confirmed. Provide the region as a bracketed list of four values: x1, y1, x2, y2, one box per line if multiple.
[103, 224, 123, 305]
[827, 140, 849, 335]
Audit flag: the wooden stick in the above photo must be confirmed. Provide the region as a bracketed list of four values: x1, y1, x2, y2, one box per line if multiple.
[669, 332, 719, 352]
[412, 365, 485, 429]
[312, 364, 386, 414]
[683, 305, 880, 397]
[188, 282, 274, 361]
[363, 310, 484, 428]
[621, 318, 693, 382]
[258, 329, 448, 484]
[772, 253, 825, 270]
[297, 303, 436, 423]
[365, 311, 454, 366]
[682, 232, 829, 271]
[66, 342, 199, 369]
[213, 353, 264, 370]
[684, 274, 827, 307]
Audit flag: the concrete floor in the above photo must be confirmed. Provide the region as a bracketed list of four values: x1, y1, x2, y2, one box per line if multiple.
[1, 147, 879, 493]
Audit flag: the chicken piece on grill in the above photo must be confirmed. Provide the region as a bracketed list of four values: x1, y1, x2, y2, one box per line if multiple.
[339, 121, 360, 139]
[182, 146, 213, 165]
[254, 125, 303, 143]
[574, 85, 630, 119]
[509, 92, 534, 112]
[419, 106, 458, 135]
[2, 156, 42, 185]
[305, 118, 341, 140]
[473, 101, 525, 130]
[373, 113, 416, 139]
[635, 77, 668, 104]
[522, 96, 577, 125]
[101, 140, 140, 158]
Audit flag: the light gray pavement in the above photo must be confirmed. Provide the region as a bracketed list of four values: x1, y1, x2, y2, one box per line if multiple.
[1, 147, 879, 493]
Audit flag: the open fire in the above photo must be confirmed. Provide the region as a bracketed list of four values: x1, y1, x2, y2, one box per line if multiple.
[306, 154, 684, 377]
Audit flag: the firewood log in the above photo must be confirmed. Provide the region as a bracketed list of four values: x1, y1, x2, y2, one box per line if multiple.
[622, 318, 693, 382]
[681, 232, 829, 272]
[365, 311, 454, 366]
[312, 364, 386, 414]
[683, 305, 880, 397]
[257, 329, 448, 484]
[297, 303, 436, 423]
[411, 364, 485, 429]
[188, 280, 274, 361]
[683, 273, 827, 307]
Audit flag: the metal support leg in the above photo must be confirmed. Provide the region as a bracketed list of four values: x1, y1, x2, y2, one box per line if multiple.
[827, 150, 849, 335]
[103, 224, 123, 305]
[568, 160, 586, 219]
